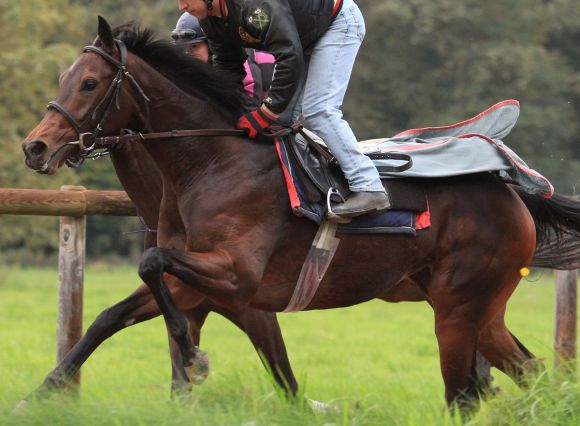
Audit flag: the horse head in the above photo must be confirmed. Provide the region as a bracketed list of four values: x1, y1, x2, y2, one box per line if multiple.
[22, 17, 147, 174]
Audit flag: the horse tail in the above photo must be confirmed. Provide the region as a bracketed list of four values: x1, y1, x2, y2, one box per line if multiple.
[514, 187, 580, 270]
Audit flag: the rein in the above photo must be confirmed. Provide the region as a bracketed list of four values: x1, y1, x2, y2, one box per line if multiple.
[89, 125, 300, 150]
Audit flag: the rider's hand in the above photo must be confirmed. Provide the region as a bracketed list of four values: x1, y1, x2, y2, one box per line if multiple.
[236, 105, 279, 139]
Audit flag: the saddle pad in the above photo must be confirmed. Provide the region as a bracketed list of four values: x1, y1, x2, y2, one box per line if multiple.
[275, 139, 431, 235]
[338, 209, 423, 235]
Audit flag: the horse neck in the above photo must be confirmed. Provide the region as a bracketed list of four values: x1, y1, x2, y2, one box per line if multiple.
[122, 55, 278, 195]
[110, 143, 162, 229]
[126, 54, 229, 133]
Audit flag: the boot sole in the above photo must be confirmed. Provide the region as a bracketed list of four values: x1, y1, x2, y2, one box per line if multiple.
[331, 202, 392, 217]
[327, 202, 392, 222]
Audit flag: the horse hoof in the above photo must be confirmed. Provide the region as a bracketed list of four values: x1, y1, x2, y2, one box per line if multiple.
[307, 398, 340, 413]
[11, 399, 30, 415]
[184, 348, 210, 385]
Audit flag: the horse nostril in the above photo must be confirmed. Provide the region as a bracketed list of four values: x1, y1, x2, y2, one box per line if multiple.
[23, 140, 48, 158]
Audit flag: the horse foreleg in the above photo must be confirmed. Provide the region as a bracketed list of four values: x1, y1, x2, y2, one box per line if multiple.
[18, 277, 208, 408]
[169, 302, 298, 397]
[138, 246, 261, 384]
[211, 305, 298, 395]
[168, 302, 211, 398]
[17, 285, 162, 406]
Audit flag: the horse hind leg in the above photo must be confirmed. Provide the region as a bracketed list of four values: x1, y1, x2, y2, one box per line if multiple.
[472, 351, 495, 396]
[467, 310, 542, 399]
[432, 265, 526, 412]
[478, 307, 545, 387]
[433, 304, 480, 411]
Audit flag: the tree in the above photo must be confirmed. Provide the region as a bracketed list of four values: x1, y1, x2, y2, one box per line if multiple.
[346, 0, 580, 193]
[72, 0, 180, 36]
[0, 0, 89, 261]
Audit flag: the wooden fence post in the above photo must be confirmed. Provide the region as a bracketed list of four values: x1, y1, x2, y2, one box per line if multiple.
[57, 185, 86, 388]
[554, 269, 577, 375]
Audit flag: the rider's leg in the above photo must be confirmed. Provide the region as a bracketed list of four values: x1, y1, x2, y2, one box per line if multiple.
[300, 0, 390, 217]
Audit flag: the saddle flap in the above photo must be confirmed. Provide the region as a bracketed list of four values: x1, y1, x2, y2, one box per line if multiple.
[286, 132, 351, 202]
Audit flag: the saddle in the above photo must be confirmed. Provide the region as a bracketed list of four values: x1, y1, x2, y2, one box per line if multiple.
[275, 129, 430, 235]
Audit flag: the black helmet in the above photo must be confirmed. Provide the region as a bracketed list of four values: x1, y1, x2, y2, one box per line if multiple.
[171, 13, 208, 45]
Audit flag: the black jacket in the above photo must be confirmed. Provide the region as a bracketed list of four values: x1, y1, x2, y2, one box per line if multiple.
[200, 0, 342, 114]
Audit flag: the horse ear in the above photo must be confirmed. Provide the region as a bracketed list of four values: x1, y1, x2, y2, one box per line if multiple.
[97, 16, 115, 50]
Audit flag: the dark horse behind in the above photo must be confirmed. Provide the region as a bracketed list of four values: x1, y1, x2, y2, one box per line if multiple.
[20, 17, 580, 410]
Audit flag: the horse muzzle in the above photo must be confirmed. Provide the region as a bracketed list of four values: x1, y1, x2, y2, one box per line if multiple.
[22, 139, 48, 171]
[22, 139, 75, 174]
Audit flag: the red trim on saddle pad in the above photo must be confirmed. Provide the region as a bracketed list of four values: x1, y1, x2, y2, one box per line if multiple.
[275, 140, 302, 216]
[393, 100, 520, 138]
[415, 198, 431, 230]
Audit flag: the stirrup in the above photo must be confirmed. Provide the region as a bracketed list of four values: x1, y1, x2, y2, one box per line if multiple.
[326, 188, 351, 224]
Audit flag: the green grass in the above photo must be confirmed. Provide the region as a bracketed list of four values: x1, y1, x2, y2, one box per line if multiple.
[0, 265, 578, 425]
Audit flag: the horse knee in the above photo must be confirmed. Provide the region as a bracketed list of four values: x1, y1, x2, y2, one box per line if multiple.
[88, 307, 121, 337]
[138, 247, 165, 282]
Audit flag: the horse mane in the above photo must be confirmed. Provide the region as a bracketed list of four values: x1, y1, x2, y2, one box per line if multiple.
[98, 22, 244, 118]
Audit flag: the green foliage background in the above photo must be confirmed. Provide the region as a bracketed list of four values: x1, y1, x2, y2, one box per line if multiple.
[1, 0, 580, 262]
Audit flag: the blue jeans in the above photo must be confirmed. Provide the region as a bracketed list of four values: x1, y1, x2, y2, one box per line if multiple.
[280, 0, 384, 192]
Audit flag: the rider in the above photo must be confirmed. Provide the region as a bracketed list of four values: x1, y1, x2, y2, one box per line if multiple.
[172, 12, 275, 105]
[177, 0, 391, 220]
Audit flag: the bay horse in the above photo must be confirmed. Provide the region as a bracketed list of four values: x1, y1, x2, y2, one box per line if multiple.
[21, 17, 580, 409]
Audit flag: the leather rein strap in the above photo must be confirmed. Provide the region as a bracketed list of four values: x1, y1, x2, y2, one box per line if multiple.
[91, 128, 246, 150]
[90, 122, 297, 150]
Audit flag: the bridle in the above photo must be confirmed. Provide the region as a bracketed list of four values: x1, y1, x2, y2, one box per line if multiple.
[47, 39, 153, 167]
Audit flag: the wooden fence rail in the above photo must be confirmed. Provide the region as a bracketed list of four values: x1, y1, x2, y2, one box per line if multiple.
[0, 187, 136, 216]
[0, 187, 578, 386]
[1, 186, 137, 387]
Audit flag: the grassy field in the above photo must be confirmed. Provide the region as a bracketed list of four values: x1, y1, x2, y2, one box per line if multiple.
[0, 265, 578, 425]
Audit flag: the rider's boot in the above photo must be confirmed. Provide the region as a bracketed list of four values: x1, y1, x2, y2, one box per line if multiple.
[330, 190, 392, 220]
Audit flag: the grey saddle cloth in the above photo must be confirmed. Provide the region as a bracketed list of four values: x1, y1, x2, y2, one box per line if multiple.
[359, 99, 553, 197]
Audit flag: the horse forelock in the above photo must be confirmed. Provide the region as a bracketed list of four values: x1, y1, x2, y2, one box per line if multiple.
[93, 22, 244, 119]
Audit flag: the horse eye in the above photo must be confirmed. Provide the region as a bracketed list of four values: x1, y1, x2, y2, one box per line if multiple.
[81, 79, 98, 91]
